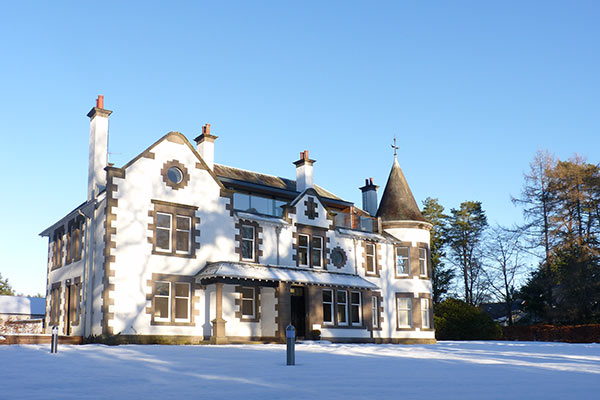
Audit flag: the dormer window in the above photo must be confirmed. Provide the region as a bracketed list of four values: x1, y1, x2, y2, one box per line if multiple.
[233, 192, 286, 217]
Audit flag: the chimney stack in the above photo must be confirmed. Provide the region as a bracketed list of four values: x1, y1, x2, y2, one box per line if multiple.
[293, 150, 315, 192]
[194, 124, 218, 170]
[87, 95, 112, 200]
[359, 177, 379, 216]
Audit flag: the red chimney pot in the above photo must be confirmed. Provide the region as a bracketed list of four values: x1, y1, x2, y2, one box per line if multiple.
[96, 95, 104, 109]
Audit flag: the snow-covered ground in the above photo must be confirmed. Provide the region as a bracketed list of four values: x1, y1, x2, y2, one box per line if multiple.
[2, 341, 599, 399]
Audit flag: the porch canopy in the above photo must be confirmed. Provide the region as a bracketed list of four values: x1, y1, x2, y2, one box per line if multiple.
[196, 262, 378, 290]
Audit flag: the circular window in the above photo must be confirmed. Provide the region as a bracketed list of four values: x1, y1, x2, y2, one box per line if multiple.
[331, 247, 347, 268]
[167, 167, 183, 184]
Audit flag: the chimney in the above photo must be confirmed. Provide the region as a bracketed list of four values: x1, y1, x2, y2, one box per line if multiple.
[359, 177, 379, 216]
[293, 150, 315, 192]
[194, 123, 218, 170]
[87, 95, 112, 200]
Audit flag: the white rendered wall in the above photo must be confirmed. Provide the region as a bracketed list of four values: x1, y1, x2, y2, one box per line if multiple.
[108, 138, 237, 336]
[87, 115, 109, 200]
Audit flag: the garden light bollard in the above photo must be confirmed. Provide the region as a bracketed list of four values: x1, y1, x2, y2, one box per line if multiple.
[50, 326, 58, 354]
[286, 324, 295, 366]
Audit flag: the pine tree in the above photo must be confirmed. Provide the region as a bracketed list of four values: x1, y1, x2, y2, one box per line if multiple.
[422, 197, 454, 304]
[0, 273, 15, 296]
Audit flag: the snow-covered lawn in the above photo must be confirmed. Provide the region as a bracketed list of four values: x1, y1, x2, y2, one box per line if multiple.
[2, 341, 599, 399]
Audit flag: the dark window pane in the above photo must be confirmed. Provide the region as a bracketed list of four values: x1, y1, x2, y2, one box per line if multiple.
[323, 290, 332, 303]
[241, 226, 254, 239]
[175, 283, 189, 297]
[323, 303, 332, 323]
[311, 237, 322, 249]
[397, 247, 409, 258]
[351, 305, 360, 323]
[155, 282, 170, 296]
[251, 195, 271, 215]
[351, 292, 360, 304]
[311, 249, 321, 267]
[299, 235, 308, 247]
[337, 291, 347, 304]
[176, 231, 190, 252]
[176, 216, 190, 230]
[242, 299, 254, 316]
[241, 240, 253, 259]
[175, 298, 188, 319]
[337, 305, 347, 323]
[167, 167, 183, 184]
[241, 288, 254, 299]
[298, 248, 308, 265]
[156, 228, 170, 250]
[155, 297, 169, 319]
[156, 213, 171, 228]
[366, 243, 374, 255]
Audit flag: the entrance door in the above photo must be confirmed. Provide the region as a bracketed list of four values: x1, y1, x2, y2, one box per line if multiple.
[290, 286, 306, 338]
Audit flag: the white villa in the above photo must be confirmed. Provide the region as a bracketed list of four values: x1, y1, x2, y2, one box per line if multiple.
[40, 96, 435, 344]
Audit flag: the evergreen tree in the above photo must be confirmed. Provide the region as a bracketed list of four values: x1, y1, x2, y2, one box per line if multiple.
[0, 273, 15, 296]
[447, 201, 488, 305]
[422, 197, 454, 304]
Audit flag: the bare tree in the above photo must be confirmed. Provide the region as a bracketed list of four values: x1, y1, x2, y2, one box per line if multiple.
[484, 225, 526, 325]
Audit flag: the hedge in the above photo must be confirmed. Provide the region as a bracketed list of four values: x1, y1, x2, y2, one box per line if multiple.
[502, 324, 600, 343]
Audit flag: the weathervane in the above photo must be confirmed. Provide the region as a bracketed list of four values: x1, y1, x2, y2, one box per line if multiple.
[391, 137, 399, 159]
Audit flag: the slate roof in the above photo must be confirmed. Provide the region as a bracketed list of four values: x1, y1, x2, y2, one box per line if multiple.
[376, 158, 426, 222]
[214, 164, 345, 201]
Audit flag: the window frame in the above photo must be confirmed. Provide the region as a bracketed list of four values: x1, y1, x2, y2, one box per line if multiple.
[150, 200, 199, 258]
[336, 290, 348, 326]
[311, 236, 323, 269]
[155, 212, 173, 253]
[174, 282, 191, 323]
[154, 281, 172, 323]
[241, 287, 256, 319]
[421, 298, 431, 329]
[322, 289, 334, 326]
[371, 295, 379, 329]
[148, 273, 196, 326]
[365, 242, 376, 275]
[298, 234, 309, 267]
[241, 224, 255, 261]
[396, 295, 413, 329]
[419, 247, 428, 277]
[350, 291, 362, 326]
[395, 246, 410, 277]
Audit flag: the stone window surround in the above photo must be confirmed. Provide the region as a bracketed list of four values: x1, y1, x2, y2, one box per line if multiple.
[361, 240, 382, 277]
[148, 199, 200, 258]
[320, 287, 365, 329]
[235, 219, 263, 263]
[235, 285, 261, 322]
[371, 291, 384, 331]
[65, 277, 82, 328]
[293, 224, 329, 269]
[66, 216, 84, 265]
[393, 242, 431, 279]
[145, 273, 198, 326]
[395, 292, 433, 331]
[161, 159, 190, 191]
[51, 228, 65, 270]
[330, 246, 347, 269]
[49, 282, 62, 327]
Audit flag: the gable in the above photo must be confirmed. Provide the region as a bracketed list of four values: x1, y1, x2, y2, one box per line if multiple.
[291, 188, 333, 229]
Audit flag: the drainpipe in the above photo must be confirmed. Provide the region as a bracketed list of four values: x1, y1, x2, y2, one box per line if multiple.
[352, 237, 358, 275]
[77, 210, 89, 336]
[275, 226, 282, 265]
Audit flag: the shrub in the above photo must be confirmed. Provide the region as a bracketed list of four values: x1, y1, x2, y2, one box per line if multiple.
[434, 298, 502, 340]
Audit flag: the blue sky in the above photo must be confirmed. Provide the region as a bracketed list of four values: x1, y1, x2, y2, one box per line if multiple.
[1, 1, 599, 295]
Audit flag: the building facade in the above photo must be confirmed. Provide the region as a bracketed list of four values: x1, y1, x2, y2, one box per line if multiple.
[40, 96, 435, 344]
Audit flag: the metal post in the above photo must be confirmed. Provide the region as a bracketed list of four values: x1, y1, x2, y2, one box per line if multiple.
[51, 326, 58, 354]
[286, 324, 295, 366]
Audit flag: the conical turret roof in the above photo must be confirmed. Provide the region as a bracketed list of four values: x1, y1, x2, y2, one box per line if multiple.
[376, 158, 426, 222]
